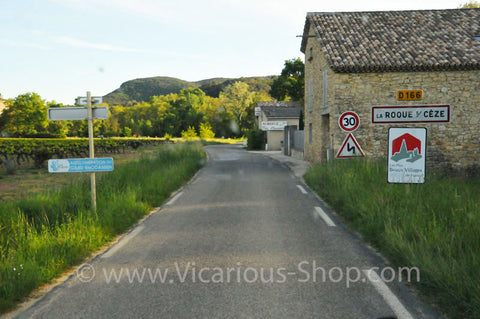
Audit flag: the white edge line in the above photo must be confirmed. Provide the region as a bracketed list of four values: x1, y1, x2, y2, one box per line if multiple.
[296, 185, 308, 194]
[102, 226, 145, 259]
[363, 269, 414, 319]
[314, 206, 336, 227]
[166, 191, 184, 205]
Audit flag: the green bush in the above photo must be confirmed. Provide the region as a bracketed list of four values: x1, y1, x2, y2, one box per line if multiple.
[181, 126, 198, 140]
[246, 128, 264, 150]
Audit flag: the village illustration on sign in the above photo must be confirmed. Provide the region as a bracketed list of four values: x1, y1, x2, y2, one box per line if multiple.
[391, 133, 422, 163]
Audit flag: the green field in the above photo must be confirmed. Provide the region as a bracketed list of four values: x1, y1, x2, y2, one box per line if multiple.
[0, 142, 205, 313]
[304, 159, 480, 318]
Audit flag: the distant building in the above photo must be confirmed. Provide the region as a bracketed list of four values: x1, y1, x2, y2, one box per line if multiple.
[256, 101, 302, 151]
[300, 8, 480, 174]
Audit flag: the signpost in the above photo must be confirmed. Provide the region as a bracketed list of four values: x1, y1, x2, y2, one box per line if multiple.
[48, 158, 114, 173]
[48, 106, 109, 121]
[388, 128, 427, 183]
[397, 90, 423, 101]
[372, 105, 450, 124]
[47, 92, 111, 213]
[261, 121, 287, 131]
[336, 133, 365, 158]
[75, 96, 103, 106]
[338, 111, 360, 132]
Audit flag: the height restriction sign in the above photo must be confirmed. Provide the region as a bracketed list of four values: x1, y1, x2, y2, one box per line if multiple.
[338, 111, 360, 132]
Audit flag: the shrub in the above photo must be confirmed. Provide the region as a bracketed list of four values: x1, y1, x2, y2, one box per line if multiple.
[199, 123, 215, 139]
[181, 126, 198, 140]
[246, 128, 264, 150]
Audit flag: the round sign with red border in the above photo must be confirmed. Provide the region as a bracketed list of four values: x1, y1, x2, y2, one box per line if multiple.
[338, 111, 360, 132]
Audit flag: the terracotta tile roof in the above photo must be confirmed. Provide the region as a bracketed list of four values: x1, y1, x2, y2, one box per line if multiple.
[301, 9, 480, 73]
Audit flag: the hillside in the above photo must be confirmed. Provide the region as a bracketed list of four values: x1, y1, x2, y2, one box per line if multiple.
[103, 76, 275, 105]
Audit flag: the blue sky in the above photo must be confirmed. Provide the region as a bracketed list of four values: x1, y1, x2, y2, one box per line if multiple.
[0, 0, 464, 104]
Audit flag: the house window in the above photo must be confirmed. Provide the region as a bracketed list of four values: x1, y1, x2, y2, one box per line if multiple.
[308, 78, 313, 112]
[322, 69, 328, 108]
[308, 47, 314, 61]
[308, 123, 313, 144]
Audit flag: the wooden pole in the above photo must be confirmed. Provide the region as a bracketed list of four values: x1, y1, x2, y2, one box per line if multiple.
[86, 91, 97, 215]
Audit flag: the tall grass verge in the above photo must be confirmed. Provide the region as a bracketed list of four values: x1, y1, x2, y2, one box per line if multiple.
[304, 158, 480, 318]
[0, 142, 205, 313]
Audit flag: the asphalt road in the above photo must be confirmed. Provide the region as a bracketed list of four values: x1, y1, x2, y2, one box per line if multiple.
[14, 144, 442, 319]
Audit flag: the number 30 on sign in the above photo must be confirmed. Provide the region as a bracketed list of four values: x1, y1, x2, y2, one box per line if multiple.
[338, 111, 360, 132]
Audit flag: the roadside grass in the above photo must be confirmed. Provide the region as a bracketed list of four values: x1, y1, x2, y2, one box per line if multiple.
[0, 142, 205, 313]
[304, 159, 480, 318]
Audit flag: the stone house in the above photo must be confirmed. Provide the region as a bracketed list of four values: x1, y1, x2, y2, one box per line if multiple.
[256, 101, 302, 151]
[300, 9, 480, 174]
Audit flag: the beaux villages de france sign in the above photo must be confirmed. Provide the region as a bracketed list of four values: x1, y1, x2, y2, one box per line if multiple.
[388, 128, 427, 183]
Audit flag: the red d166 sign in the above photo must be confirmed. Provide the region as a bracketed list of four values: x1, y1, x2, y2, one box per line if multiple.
[338, 111, 360, 132]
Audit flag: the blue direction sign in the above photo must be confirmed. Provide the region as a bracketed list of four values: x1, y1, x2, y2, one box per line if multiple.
[48, 158, 114, 173]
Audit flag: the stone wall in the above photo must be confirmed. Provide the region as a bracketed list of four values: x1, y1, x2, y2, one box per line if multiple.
[303, 27, 480, 174]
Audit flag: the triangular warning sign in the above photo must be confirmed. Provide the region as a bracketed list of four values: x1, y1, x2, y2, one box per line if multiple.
[336, 133, 365, 158]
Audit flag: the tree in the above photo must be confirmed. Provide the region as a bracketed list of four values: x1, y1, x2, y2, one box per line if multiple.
[0, 92, 48, 137]
[220, 82, 255, 134]
[459, 1, 480, 8]
[270, 58, 305, 102]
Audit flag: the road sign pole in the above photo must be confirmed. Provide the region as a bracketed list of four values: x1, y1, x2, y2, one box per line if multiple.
[86, 91, 97, 214]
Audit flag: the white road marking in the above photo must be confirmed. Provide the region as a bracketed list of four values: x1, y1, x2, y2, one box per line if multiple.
[166, 191, 184, 205]
[296, 185, 308, 194]
[363, 269, 414, 319]
[314, 206, 336, 227]
[102, 226, 145, 259]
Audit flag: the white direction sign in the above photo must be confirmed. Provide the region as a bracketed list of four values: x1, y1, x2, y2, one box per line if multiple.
[336, 133, 365, 158]
[255, 107, 261, 116]
[388, 128, 427, 184]
[76, 96, 103, 106]
[338, 111, 360, 132]
[48, 106, 109, 121]
[261, 121, 287, 131]
[372, 105, 449, 124]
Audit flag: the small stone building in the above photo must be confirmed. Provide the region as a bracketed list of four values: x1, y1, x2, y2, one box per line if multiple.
[300, 9, 480, 174]
[256, 101, 302, 151]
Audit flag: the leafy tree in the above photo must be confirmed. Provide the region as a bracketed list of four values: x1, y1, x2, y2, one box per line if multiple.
[270, 58, 305, 102]
[220, 82, 255, 134]
[459, 1, 480, 7]
[0, 93, 48, 137]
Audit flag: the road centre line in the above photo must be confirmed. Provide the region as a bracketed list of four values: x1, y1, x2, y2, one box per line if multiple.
[314, 207, 336, 227]
[102, 226, 145, 259]
[296, 185, 308, 194]
[363, 269, 414, 319]
[166, 191, 184, 206]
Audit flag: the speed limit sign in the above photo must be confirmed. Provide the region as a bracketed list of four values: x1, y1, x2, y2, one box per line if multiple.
[338, 111, 360, 132]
